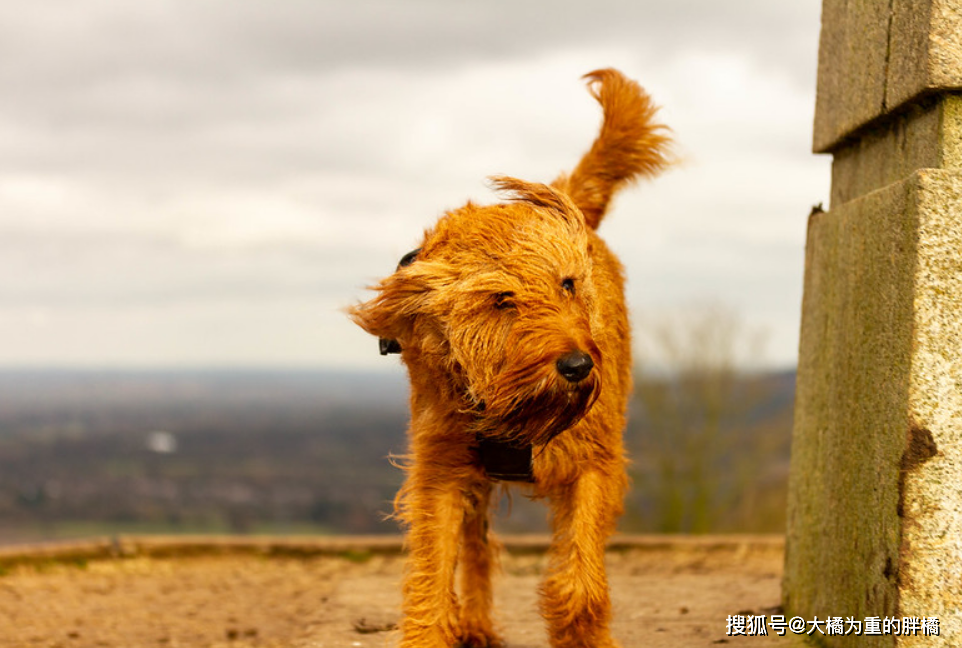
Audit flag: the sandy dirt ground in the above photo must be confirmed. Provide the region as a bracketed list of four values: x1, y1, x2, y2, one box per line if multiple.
[0, 535, 805, 648]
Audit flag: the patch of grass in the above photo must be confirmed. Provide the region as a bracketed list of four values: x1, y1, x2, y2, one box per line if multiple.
[339, 549, 373, 564]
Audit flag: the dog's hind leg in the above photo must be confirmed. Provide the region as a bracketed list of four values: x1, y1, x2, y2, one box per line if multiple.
[456, 479, 504, 647]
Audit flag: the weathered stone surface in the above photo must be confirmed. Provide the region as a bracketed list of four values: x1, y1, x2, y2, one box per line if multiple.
[829, 94, 962, 205]
[942, 92, 962, 164]
[829, 99, 942, 206]
[898, 169, 962, 646]
[814, 0, 962, 153]
[785, 177, 916, 648]
[813, 0, 891, 153]
[914, 0, 962, 97]
[792, 2, 962, 644]
[785, 169, 962, 646]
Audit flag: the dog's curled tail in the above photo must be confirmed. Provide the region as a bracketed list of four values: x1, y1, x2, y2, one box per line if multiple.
[553, 68, 672, 230]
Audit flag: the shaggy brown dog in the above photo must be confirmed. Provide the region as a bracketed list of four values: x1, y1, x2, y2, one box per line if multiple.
[350, 68, 671, 648]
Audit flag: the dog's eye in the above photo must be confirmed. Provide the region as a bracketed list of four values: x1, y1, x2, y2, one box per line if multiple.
[494, 291, 516, 310]
[561, 278, 576, 295]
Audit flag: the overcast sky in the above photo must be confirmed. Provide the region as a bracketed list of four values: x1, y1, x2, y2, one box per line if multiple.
[0, 0, 830, 371]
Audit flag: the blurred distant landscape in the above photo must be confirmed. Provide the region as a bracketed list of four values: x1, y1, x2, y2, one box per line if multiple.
[0, 367, 794, 545]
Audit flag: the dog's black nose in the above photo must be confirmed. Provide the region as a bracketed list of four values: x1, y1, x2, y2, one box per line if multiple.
[556, 350, 594, 383]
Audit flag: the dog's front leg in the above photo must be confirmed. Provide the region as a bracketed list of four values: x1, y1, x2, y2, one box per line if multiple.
[541, 468, 623, 648]
[457, 480, 503, 647]
[397, 452, 468, 648]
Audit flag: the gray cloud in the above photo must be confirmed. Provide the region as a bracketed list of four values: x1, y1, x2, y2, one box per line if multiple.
[0, 1, 829, 369]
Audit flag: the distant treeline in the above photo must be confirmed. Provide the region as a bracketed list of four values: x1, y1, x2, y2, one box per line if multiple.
[0, 369, 793, 543]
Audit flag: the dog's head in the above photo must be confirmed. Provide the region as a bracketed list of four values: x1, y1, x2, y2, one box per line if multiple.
[349, 68, 670, 447]
[349, 178, 602, 446]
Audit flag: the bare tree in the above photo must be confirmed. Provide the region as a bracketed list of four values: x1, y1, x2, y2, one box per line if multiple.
[625, 304, 789, 533]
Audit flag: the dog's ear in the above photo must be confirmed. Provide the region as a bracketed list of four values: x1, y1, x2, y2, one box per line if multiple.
[348, 276, 418, 341]
[552, 68, 672, 230]
[347, 260, 454, 342]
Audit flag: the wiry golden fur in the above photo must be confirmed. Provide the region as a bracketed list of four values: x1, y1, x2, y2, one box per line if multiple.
[350, 68, 671, 648]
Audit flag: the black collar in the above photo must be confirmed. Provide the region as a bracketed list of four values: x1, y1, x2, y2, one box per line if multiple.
[476, 436, 535, 482]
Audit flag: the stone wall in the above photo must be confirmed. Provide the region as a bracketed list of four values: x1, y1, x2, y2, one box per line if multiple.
[784, 1, 962, 646]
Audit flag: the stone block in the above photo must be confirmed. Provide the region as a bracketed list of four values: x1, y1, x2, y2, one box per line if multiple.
[785, 177, 915, 648]
[785, 169, 962, 646]
[898, 169, 962, 647]
[829, 94, 962, 205]
[814, 0, 962, 153]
